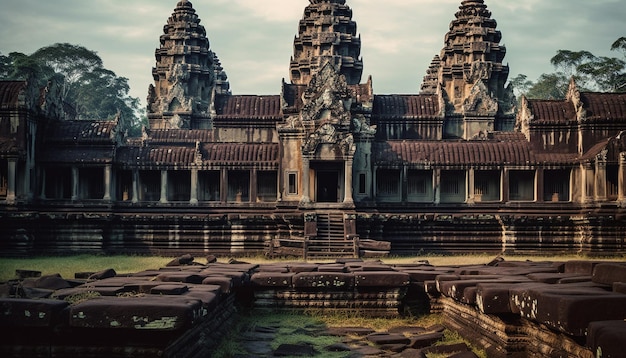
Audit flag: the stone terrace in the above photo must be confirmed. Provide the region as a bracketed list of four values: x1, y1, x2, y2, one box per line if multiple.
[1, 257, 626, 357]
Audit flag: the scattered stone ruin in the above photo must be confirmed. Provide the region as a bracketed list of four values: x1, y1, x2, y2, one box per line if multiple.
[2, 257, 626, 357]
[2, 0, 626, 257]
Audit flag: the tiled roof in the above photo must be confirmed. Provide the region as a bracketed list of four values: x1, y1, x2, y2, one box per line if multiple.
[117, 143, 280, 167]
[0, 81, 27, 108]
[39, 147, 114, 164]
[214, 95, 282, 121]
[374, 139, 534, 166]
[117, 146, 197, 166]
[202, 143, 279, 165]
[148, 129, 215, 144]
[47, 120, 117, 144]
[0, 137, 18, 154]
[528, 100, 577, 124]
[372, 95, 440, 120]
[581, 92, 626, 122]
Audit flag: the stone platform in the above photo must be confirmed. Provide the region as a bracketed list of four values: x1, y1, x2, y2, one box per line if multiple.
[1, 257, 626, 357]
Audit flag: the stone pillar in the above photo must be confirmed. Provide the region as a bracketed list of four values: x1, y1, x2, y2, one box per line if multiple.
[619, 153, 626, 206]
[103, 165, 112, 201]
[582, 163, 595, 204]
[301, 158, 311, 204]
[40, 168, 46, 199]
[343, 158, 354, 204]
[373, 165, 378, 200]
[595, 154, 607, 202]
[434, 169, 441, 204]
[190, 168, 199, 205]
[501, 168, 509, 203]
[71, 166, 79, 201]
[6, 158, 17, 204]
[132, 170, 139, 203]
[160, 170, 168, 204]
[467, 168, 475, 204]
[220, 169, 228, 202]
[401, 165, 408, 203]
[250, 168, 257, 203]
[536, 168, 544, 202]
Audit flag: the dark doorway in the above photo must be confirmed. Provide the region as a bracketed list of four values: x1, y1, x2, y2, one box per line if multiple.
[317, 171, 339, 202]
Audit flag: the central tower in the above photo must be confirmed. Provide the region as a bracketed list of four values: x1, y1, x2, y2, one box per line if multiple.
[290, 0, 363, 86]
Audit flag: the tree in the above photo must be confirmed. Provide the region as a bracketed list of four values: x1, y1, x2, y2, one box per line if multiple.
[0, 43, 141, 135]
[511, 37, 626, 99]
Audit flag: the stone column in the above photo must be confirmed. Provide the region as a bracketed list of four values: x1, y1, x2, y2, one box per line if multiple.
[401, 165, 408, 203]
[190, 168, 199, 205]
[103, 165, 112, 201]
[343, 158, 354, 205]
[250, 169, 257, 203]
[6, 158, 17, 204]
[434, 169, 441, 204]
[40, 168, 47, 199]
[372, 165, 378, 200]
[220, 169, 228, 202]
[536, 168, 544, 202]
[501, 168, 509, 203]
[595, 154, 607, 202]
[301, 158, 311, 204]
[71, 166, 79, 201]
[160, 170, 168, 204]
[619, 153, 626, 206]
[582, 163, 595, 204]
[132, 170, 139, 203]
[467, 168, 475, 204]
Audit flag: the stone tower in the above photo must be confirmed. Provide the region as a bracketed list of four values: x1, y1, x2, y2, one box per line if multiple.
[422, 0, 513, 139]
[147, 0, 218, 130]
[290, 0, 363, 86]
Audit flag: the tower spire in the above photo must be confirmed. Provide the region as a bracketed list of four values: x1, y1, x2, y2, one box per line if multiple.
[290, 0, 363, 85]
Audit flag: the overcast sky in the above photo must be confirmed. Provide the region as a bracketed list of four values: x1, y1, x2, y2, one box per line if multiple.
[1, 0, 624, 107]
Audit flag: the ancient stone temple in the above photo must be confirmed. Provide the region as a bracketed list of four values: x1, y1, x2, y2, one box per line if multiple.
[2, 0, 626, 257]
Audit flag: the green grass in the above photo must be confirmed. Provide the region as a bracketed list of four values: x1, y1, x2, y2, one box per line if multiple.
[0, 255, 174, 282]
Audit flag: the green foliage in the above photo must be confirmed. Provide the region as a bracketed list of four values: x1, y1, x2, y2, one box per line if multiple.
[0, 255, 173, 282]
[0, 43, 142, 135]
[511, 36, 626, 99]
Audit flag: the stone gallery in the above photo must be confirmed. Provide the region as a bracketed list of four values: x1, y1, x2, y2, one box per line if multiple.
[2, 0, 626, 257]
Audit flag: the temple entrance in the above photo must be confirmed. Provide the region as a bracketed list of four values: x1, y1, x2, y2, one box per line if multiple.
[316, 171, 339, 202]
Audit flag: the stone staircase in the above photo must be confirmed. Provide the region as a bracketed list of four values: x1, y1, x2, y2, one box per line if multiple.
[306, 212, 356, 259]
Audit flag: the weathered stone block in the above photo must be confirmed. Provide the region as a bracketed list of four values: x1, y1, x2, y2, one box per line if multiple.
[367, 332, 411, 346]
[409, 332, 444, 348]
[150, 284, 189, 295]
[564, 261, 603, 275]
[292, 272, 355, 290]
[52, 286, 125, 299]
[587, 320, 626, 358]
[166, 254, 195, 267]
[0, 298, 68, 327]
[201, 276, 232, 294]
[88, 268, 117, 280]
[592, 263, 626, 285]
[317, 264, 348, 273]
[476, 283, 515, 314]
[156, 272, 207, 284]
[402, 270, 448, 282]
[527, 272, 587, 284]
[27, 274, 72, 290]
[250, 272, 294, 288]
[613, 282, 626, 294]
[515, 287, 626, 336]
[287, 263, 318, 273]
[419, 342, 469, 356]
[354, 271, 410, 287]
[69, 296, 203, 330]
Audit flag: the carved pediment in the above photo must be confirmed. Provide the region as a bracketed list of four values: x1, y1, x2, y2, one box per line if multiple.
[464, 62, 493, 84]
[301, 61, 353, 125]
[463, 81, 498, 115]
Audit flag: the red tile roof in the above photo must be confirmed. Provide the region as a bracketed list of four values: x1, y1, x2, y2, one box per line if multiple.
[117, 143, 280, 168]
[214, 95, 282, 121]
[0, 81, 27, 108]
[202, 143, 279, 165]
[528, 100, 577, 125]
[118, 146, 197, 166]
[48, 120, 117, 144]
[372, 95, 440, 120]
[39, 147, 115, 164]
[581, 92, 626, 122]
[148, 129, 215, 144]
[0, 137, 18, 155]
[375, 139, 534, 166]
